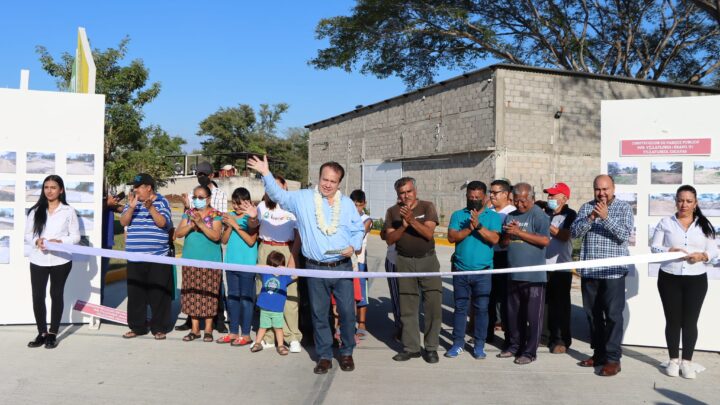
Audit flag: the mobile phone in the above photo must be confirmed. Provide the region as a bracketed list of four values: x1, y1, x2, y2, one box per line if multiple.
[325, 249, 344, 255]
[115, 191, 126, 201]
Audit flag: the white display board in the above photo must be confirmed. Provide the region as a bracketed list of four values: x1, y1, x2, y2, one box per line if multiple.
[0, 88, 105, 325]
[601, 95, 720, 351]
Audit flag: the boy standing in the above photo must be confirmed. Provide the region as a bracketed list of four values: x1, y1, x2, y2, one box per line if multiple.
[251, 251, 295, 356]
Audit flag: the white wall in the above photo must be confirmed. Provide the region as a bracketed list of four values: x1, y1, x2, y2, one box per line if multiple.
[0, 88, 105, 324]
[601, 95, 720, 351]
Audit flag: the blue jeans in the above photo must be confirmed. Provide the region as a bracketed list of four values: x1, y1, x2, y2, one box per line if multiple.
[451, 270, 491, 347]
[306, 260, 355, 359]
[226, 271, 255, 335]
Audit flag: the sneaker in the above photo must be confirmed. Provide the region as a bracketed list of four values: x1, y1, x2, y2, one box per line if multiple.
[289, 340, 302, 353]
[665, 359, 680, 377]
[472, 345, 487, 360]
[444, 344, 464, 358]
[680, 361, 696, 379]
[261, 341, 275, 349]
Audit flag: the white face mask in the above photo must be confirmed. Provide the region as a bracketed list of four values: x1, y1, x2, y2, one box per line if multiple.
[193, 199, 207, 209]
[547, 199, 559, 210]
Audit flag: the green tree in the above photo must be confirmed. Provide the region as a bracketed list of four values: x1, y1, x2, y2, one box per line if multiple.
[311, 0, 720, 88]
[197, 104, 308, 184]
[268, 127, 310, 185]
[36, 37, 185, 186]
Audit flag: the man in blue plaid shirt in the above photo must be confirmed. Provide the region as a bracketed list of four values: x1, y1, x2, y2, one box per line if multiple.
[571, 175, 633, 377]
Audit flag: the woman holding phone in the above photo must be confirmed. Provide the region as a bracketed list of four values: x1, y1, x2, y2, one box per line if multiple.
[25, 175, 80, 349]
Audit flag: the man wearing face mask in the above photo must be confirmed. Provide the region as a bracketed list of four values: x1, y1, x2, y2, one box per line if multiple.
[542, 183, 577, 355]
[446, 181, 502, 359]
[177, 161, 229, 333]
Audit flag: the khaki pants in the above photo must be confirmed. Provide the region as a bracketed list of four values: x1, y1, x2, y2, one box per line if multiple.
[257, 242, 302, 344]
[397, 254, 442, 352]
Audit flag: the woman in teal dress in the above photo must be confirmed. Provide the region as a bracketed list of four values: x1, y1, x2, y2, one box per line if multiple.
[175, 185, 223, 342]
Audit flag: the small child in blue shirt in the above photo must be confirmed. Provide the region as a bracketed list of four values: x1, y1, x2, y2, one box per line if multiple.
[250, 250, 295, 355]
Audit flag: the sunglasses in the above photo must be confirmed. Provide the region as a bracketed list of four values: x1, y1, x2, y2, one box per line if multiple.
[192, 196, 208, 200]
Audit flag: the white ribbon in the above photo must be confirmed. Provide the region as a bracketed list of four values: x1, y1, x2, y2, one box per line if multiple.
[46, 242, 684, 279]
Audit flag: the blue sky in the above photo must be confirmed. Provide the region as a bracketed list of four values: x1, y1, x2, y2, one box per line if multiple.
[0, 1, 466, 153]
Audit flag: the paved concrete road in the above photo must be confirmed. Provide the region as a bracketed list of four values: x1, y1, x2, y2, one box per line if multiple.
[1, 235, 718, 404]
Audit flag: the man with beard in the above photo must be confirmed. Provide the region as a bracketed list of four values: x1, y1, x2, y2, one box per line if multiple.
[385, 177, 442, 364]
[571, 175, 633, 377]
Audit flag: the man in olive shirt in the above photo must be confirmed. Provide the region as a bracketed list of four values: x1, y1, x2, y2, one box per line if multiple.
[384, 177, 441, 364]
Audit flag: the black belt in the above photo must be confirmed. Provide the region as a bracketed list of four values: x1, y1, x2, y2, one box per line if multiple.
[306, 257, 350, 267]
[398, 249, 436, 259]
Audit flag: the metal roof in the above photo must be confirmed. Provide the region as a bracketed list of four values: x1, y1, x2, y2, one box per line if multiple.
[305, 63, 720, 129]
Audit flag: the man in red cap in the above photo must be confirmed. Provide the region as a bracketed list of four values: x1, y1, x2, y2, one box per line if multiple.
[543, 183, 577, 354]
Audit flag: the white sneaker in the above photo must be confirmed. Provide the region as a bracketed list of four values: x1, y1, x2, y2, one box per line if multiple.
[665, 360, 680, 377]
[680, 361, 696, 379]
[289, 340, 302, 353]
[261, 341, 275, 349]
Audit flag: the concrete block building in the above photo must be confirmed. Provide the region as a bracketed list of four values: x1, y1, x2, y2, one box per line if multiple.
[306, 64, 720, 224]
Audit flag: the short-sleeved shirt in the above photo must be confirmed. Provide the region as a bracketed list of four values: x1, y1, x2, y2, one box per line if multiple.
[357, 213, 372, 264]
[123, 194, 172, 256]
[225, 212, 259, 265]
[505, 205, 550, 282]
[257, 201, 297, 243]
[181, 208, 222, 262]
[490, 204, 516, 252]
[384, 200, 438, 258]
[256, 273, 292, 312]
[449, 208, 503, 271]
[545, 205, 577, 265]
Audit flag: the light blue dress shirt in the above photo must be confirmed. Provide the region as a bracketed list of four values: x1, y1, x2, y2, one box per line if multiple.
[262, 173, 364, 263]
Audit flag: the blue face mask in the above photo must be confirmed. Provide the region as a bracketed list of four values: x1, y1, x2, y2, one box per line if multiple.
[193, 199, 207, 209]
[547, 199, 559, 210]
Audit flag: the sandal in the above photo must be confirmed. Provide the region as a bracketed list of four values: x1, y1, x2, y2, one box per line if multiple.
[250, 343, 263, 353]
[203, 332, 214, 342]
[122, 331, 143, 339]
[216, 335, 236, 344]
[277, 345, 289, 356]
[355, 328, 368, 340]
[153, 332, 167, 340]
[182, 332, 201, 342]
[231, 336, 252, 347]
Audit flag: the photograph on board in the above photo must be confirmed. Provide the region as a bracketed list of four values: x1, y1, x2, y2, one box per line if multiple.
[25, 181, 43, 202]
[0, 208, 13, 231]
[65, 182, 94, 203]
[0, 180, 14, 202]
[616, 192, 637, 215]
[76, 209, 94, 232]
[607, 161, 638, 185]
[650, 161, 682, 185]
[0, 236, 9, 264]
[66, 153, 95, 175]
[26, 152, 55, 174]
[694, 161, 720, 185]
[698, 193, 720, 216]
[649, 193, 676, 217]
[0, 152, 17, 173]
